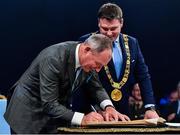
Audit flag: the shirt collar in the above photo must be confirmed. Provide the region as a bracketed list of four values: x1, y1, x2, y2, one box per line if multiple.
[75, 43, 81, 69]
[115, 35, 120, 44]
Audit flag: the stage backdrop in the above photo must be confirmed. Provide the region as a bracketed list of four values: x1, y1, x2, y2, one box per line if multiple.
[0, 0, 180, 102]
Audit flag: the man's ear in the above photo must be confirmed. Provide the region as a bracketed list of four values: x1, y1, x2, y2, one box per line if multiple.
[120, 18, 124, 27]
[84, 46, 91, 52]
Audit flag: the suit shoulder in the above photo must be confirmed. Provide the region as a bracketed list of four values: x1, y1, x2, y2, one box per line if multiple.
[39, 41, 78, 57]
[121, 34, 140, 51]
[79, 32, 98, 41]
[122, 34, 138, 42]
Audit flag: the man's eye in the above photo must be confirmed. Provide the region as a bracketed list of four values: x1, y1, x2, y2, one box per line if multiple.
[111, 28, 117, 31]
[102, 27, 108, 31]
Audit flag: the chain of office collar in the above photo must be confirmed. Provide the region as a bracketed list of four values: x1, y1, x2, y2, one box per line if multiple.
[104, 34, 130, 89]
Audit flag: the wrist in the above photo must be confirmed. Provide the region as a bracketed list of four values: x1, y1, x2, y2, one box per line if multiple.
[145, 106, 156, 112]
[105, 105, 114, 110]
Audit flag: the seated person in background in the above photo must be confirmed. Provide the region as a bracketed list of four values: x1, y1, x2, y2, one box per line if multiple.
[4, 34, 129, 134]
[167, 81, 180, 122]
[169, 90, 179, 103]
[128, 83, 145, 120]
[0, 94, 6, 99]
[0, 94, 10, 134]
[159, 89, 178, 119]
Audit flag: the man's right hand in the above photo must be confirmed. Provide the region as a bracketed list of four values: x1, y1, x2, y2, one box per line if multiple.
[100, 106, 130, 121]
[81, 112, 104, 126]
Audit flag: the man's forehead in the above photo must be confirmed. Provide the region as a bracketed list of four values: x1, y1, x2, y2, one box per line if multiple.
[99, 20, 120, 28]
[96, 50, 111, 62]
[99, 18, 120, 23]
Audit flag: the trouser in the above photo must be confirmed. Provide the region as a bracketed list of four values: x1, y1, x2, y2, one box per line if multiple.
[10, 119, 59, 134]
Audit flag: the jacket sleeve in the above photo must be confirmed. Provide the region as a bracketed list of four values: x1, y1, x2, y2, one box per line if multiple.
[39, 55, 74, 123]
[133, 38, 156, 105]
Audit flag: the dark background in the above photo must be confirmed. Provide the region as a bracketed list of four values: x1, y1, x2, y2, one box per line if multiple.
[0, 0, 180, 103]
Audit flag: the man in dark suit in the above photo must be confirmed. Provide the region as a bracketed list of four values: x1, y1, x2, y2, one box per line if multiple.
[79, 3, 159, 119]
[4, 34, 129, 134]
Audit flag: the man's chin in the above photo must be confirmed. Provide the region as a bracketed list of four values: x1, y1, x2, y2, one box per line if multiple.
[86, 69, 94, 73]
[83, 68, 90, 73]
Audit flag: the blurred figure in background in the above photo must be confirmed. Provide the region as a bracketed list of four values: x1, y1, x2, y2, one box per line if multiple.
[0, 94, 6, 99]
[128, 83, 145, 120]
[159, 89, 178, 119]
[167, 81, 180, 122]
[169, 90, 179, 103]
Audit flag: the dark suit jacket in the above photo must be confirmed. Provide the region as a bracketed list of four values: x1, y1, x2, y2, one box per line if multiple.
[79, 33, 155, 115]
[4, 41, 110, 133]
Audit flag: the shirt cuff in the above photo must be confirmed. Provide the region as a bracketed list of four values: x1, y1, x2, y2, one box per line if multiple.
[71, 112, 84, 125]
[144, 104, 155, 108]
[100, 99, 114, 110]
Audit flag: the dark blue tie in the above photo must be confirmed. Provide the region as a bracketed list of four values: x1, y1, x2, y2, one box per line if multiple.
[113, 41, 123, 79]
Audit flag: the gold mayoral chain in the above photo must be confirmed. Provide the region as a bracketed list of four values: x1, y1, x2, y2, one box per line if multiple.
[104, 34, 131, 101]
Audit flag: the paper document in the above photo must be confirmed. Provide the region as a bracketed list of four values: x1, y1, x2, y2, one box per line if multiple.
[165, 122, 180, 127]
[86, 117, 166, 127]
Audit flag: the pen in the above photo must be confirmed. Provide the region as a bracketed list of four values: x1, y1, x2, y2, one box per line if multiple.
[91, 105, 97, 112]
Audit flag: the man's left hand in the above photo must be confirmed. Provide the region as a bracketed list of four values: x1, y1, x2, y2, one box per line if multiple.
[102, 106, 130, 121]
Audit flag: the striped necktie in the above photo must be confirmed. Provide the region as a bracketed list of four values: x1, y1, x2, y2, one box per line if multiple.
[72, 67, 82, 91]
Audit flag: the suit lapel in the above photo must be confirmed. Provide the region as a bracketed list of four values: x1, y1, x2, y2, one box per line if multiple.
[107, 59, 118, 81]
[72, 69, 88, 92]
[118, 34, 127, 81]
[66, 43, 89, 91]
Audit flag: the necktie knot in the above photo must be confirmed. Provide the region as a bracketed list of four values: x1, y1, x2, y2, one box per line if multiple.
[113, 41, 117, 48]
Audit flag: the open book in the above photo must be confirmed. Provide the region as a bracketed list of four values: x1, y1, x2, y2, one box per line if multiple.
[86, 117, 166, 127]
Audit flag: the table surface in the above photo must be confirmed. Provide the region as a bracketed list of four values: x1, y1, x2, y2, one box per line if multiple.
[58, 126, 180, 133]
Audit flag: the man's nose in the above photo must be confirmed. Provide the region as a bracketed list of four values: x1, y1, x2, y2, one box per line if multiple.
[107, 30, 113, 36]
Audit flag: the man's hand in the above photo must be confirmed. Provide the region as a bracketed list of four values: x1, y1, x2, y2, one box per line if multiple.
[144, 110, 159, 119]
[102, 106, 130, 121]
[167, 113, 176, 122]
[81, 112, 104, 126]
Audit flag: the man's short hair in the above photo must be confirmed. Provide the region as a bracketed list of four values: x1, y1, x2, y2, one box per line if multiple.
[97, 3, 123, 20]
[85, 34, 113, 52]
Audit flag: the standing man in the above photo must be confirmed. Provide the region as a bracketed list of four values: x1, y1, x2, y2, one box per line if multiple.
[4, 34, 129, 134]
[79, 3, 159, 119]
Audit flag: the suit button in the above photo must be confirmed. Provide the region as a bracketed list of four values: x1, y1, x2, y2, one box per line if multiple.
[70, 104, 72, 107]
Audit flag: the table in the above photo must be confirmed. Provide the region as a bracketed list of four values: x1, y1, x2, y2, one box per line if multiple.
[58, 126, 180, 133]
